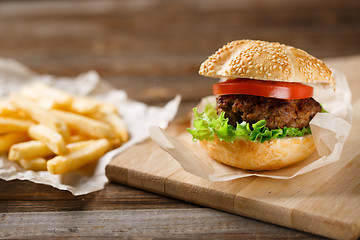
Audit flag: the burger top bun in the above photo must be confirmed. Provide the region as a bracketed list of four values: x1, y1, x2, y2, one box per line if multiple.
[199, 40, 334, 88]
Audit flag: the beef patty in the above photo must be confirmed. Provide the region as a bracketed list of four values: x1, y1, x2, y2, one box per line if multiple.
[216, 94, 322, 129]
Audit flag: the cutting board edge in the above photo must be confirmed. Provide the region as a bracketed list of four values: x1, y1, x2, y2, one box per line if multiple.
[106, 163, 359, 240]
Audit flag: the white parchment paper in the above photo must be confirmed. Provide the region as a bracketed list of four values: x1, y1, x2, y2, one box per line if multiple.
[0, 58, 181, 195]
[150, 69, 356, 180]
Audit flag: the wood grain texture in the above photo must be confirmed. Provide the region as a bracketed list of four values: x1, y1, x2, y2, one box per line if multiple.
[107, 117, 360, 239]
[0, 179, 195, 212]
[1, 209, 327, 239]
[0, 0, 359, 103]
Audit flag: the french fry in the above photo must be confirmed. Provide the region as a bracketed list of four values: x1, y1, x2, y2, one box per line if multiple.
[8, 140, 53, 161]
[18, 158, 47, 171]
[2, 83, 130, 175]
[47, 138, 110, 174]
[0, 133, 29, 154]
[10, 94, 70, 138]
[90, 102, 128, 144]
[96, 112, 129, 143]
[99, 102, 118, 114]
[70, 96, 100, 115]
[18, 85, 44, 104]
[0, 99, 18, 116]
[33, 83, 72, 106]
[28, 124, 67, 155]
[67, 134, 91, 143]
[0, 101, 27, 119]
[50, 109, 114, 139]
[19, 82, 72, 109]
[66, 140, 96, 151]
[0, 117, 34, 134]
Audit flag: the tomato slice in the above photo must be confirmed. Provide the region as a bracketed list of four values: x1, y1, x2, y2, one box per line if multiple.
[213, 78, 313, 99]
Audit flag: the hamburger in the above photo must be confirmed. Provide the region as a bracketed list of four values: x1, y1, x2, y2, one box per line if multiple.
[187, 40, 333, 171]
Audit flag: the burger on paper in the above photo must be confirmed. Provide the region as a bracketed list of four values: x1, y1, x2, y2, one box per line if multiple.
[187, 40, 334, 171]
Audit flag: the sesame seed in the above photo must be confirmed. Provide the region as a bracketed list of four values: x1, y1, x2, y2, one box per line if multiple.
[199, 39, 333, 87]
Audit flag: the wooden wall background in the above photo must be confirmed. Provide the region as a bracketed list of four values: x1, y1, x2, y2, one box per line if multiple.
[0, 0, 359, 105]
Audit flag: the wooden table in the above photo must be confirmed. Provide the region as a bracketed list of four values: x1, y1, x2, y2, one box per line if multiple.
[1, 0, 359, 238]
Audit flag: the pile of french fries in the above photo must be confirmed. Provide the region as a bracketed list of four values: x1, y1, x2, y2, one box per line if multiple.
[0, 82, 129, 174]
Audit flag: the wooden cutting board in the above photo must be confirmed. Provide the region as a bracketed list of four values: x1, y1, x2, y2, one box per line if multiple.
[106, 111, 360, 240]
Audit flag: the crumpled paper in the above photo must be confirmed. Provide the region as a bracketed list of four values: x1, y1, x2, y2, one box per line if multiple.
[150, 68, 355, 180]
[0, 58, 181, 195]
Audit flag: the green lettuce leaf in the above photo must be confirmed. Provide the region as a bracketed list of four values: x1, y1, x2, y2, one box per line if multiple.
[187, 103, 311, 143]
[320, 104, 328, 113]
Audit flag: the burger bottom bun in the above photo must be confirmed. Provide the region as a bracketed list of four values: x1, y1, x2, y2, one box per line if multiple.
[200, 135, 316, 171]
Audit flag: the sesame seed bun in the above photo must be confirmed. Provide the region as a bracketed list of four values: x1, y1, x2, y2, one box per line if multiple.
[200, 134, 316, 171]
[199, 40, 334, 88]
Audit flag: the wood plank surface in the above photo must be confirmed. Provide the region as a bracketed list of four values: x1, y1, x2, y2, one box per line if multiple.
[0, 179, 195, 212]
[0, 181, 326, 239]
[106, 112, 360, 240]
[1, 209, 326, 239]
[1, 0, 360, 239]
[1, 0, 360, 104]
